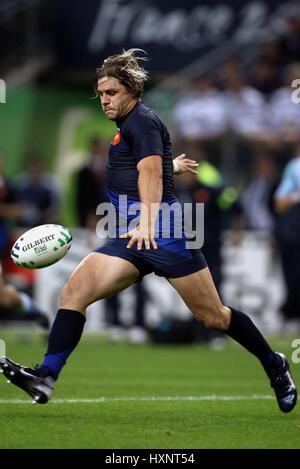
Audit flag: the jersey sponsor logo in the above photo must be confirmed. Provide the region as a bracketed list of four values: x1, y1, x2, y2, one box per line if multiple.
[111, 129, 120, 146]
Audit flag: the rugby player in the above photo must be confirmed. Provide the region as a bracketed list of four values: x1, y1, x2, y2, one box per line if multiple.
[0, 50, 297, 412]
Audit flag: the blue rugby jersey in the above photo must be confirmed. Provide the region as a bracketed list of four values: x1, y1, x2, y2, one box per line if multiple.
[107, 101, 175, 201]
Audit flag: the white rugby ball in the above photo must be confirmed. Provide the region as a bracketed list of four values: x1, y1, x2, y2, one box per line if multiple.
[11, 224, 72, 269]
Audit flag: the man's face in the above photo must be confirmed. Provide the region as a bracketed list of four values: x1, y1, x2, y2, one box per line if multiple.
[97, 76, 137, 121]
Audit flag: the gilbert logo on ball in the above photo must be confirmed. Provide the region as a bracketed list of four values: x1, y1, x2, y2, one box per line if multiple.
[11, 224, 72, 269]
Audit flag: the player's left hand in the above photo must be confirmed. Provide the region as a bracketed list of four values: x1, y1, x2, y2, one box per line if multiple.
[120, 226, 158, 251]
[174, 154, 198, 175]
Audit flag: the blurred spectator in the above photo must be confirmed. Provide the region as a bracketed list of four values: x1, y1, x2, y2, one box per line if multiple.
[220, 69, 272, 185]
[242, 155, 277, 231]
[172, 75, 227, 166]
[75, 137, 107, 229]
[173, 75, 227, 141]
[218, 56, 240, 88]
[222, 70, 268, 140]
[258, 39, 285, 78]
[0, 261, 49, 331]
[0, 153, 49, 330]
[249, 59, 281, 97]
[0, 152, 23, 258]
[15, 152, 60, 228]
[279, 14, 300, 64]
[268, 63, 300, 146]
[274, 143, 300, 326]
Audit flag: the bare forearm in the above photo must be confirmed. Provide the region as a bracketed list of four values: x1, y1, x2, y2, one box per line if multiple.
[138, 170, 162, 230]
[275, 193, 300, 214]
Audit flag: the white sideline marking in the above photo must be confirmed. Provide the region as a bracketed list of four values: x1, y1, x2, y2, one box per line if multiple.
[0, 395, 274, 404]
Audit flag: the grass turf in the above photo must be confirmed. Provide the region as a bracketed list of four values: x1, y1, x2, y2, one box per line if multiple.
[0, 332, 299, 448]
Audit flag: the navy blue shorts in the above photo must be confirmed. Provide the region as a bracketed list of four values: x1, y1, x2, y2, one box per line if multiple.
[95, 237, 207, 279]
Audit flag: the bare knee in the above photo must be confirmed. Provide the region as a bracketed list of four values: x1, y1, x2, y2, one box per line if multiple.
[198, 306, 231, 330]
[60, 280, 86, 311]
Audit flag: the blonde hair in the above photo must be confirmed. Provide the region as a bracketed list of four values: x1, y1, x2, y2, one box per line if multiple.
[95, 49, 148, 98]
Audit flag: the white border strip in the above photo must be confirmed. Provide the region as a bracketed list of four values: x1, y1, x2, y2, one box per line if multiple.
[0, 395, 274, 404]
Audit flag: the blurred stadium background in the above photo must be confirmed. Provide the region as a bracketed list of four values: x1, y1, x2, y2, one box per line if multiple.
[1, 0, 300, 450]
[1, 0, 300, 339]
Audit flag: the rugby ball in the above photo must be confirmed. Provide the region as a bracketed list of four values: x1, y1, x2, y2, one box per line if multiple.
[11, 224, 72, 269]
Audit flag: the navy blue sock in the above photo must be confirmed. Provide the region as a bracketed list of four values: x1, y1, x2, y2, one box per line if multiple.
[225, 307, 278, 367]
[38, 309, 86, 380]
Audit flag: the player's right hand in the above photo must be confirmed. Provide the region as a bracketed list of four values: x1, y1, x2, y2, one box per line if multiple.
[120, 226, 158, 251]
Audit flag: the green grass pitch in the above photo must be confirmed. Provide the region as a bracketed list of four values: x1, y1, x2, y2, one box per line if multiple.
[0, 332, 299, 448]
